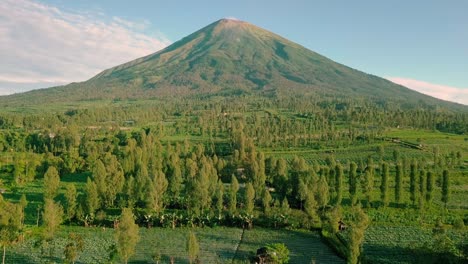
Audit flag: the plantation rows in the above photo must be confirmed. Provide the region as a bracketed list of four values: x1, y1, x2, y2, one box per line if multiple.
[362, 226, 467, 263]
[6, 227, 345, 263]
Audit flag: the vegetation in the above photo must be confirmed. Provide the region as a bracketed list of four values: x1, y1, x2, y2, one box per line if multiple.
[0, 18, 466, 264]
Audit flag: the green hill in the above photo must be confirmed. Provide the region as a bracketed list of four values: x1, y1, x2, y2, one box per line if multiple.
[0, 18, 466, 111]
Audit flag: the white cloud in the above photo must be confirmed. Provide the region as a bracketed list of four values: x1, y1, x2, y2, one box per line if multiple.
[387, 77, 468, 105]
[0, 0, 170, 94]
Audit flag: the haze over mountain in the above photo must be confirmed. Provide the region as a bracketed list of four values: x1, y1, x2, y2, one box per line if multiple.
[1, 19, 466, 110]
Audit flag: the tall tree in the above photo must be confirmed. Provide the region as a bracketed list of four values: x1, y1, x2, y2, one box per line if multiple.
[441, 169, 450, 208]
[115, 208, 139, 264]
[426, 171, 434, 204]
[19, 194, 28, 228]
[187, 231, 200, 264]
[215, 180, 224, 216]
[44, 166, 60, 199]
[304, 189, 318, 224]
[347, 205, 370, 264]
[167, 153, 183, 202]
[253, 152, 267, 201]
[316, 175, 330, 208]
[395, 163, 403, 206]
[92, 159, 107, 206]
[409, 160, 418, 206]
[380, 162, 389, 207]
[418, 170, 426, 209]
[349, 162, 358, 205]
[104, 154, 125, 207]
[0, 196, 22, 264]
[335, 164, 343, 205]
[65, 184, 77, 222]
[228, 175, 239, 214]
[84, 178, 99, 216]
[262, 189, 272, 214]
[42, 198, 63, 239]
[146, 170, 168, 214]
[274, 158, 289, 199]
[244, 182, 255, 215]
[297, 179, 308, 210]
[363, 170, 373, 208]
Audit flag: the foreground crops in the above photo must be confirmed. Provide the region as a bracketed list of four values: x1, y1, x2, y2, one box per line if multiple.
[7, 227, 345, 263]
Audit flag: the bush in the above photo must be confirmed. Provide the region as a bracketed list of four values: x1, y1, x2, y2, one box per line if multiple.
[255, 243, 290, 264]
[453, 218, 465, 230]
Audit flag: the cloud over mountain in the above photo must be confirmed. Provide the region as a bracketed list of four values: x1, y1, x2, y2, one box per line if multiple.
[0, 0, 170, 94]
[387, 77, 468, 105]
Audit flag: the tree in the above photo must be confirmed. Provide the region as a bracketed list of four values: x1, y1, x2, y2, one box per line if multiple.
[395, 163, 403, 205]
[426, 171, 434, 203]
[349, 162, 358, 205]
[380, 162, 389, 207]
[187, 231, 200, 264]
[64, 233, 84, 264]
[115, 208, 140, 264]
[363, 170, 373, 208]
[253, 152, 267, 201]
[92, 159, 107, 206]
[316, 175, 329, 208]
[0, 196, 21, 264]
[167, 153, 183, 202]
[263, 243, 290, 264]
[244, 182, 255, 215]
[347, 205, 370, 264]
[419, 170, 426, 209]
[42, 198, 63, 239]
[84, 178, 99, 217]
[409, 160, 417, 206]
[262, 189, 272, 214]
[104, 154, 125, 207]
[215, 180, 224, 216]
[228, 175, 239, 214]
[146, 169, 168, 214]
[335, 164, 343, 205]
[65, 184, 77, 222]
[324, 205, 342, 234]
[441, 169, 450, 208]
[297, 179, 308, 209]
[19, 194, 27, 227]
[304, 189, 318, 224]
[44, 166, 60, 199]
[281, 198, 290, 216]
[274, 158, 289, 199]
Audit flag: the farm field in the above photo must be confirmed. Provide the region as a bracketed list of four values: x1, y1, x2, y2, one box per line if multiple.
[362, 226, 468, 263]
[5, 227, 345, 263]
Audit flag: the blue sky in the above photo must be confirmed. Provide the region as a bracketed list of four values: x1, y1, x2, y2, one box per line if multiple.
[1, 0, 467, 103]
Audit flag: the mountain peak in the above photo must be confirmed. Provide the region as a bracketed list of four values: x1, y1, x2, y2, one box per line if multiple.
[3, 19, 463, 111]
[211, 18, 253, 33]
[219, 17, 243, 23]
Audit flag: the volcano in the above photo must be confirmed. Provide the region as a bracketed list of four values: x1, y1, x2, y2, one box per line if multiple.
[1, 19, 465, 110]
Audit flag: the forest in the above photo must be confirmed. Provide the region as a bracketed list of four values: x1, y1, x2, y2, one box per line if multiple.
[0, 95, 467, 263]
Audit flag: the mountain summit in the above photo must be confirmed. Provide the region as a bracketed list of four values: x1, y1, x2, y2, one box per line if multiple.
[1, 19, 464, 109]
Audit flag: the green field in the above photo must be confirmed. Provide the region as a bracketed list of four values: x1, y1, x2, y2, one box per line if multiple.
[6, 227, 344, 263]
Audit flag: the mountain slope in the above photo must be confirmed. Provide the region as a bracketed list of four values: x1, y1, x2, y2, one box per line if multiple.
[0, 19, 466, 110]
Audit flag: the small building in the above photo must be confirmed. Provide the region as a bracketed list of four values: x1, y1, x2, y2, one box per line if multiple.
[338, 220, 347, 231]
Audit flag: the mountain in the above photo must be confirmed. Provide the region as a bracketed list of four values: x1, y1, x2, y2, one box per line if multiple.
[0, 19, 465, 110]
